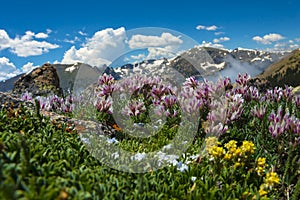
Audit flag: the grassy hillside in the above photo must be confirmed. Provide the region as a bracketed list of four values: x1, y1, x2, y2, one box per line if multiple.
[258, 48, 300, 87]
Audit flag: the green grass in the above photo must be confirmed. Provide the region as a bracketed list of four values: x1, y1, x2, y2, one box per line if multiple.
[0, 97, 299, 199]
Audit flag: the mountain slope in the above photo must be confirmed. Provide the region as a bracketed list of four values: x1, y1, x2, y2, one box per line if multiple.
[257, 48, 300, 87]
[0, 73, 24, 92]
[53, 63, 101, 94]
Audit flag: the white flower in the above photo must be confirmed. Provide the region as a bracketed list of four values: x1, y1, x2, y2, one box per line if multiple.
[112, 152, 120, 159]
[132, 152, 146, 161]
[107, 137, 118, 144]
[81, 137, 91, 145]
[177, 162, 188, 172]
[162, 144, 172, 150]
[191, 176, 197, 182]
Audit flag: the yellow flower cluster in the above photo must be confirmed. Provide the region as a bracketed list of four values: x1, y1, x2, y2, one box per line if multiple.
[240, 141, 255, 155]
[209, 146, 225, 158]
[224, 140, 238, 160]
[206, 138, 255, 165]
[204, 137, 280, 198]
[256, 157, 268, 176]
[259, 172, 280, 197]
[265, 172, 280, 187]
[205, 137, 220, 150]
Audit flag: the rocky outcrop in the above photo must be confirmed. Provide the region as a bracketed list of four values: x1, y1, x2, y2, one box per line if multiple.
[0, 91, 118, 137]
[13, 63, 63, 97]
[0, 92, 34, 110]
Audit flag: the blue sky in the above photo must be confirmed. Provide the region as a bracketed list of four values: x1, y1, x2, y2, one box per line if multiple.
[1, 0, 300, 81]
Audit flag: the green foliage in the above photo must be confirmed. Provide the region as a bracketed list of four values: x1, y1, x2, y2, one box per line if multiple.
[0, 92, 299, 199]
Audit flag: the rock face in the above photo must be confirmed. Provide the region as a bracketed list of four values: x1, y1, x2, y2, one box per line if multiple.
[13, 63, 63, 97]
[0, 92, 34, 110]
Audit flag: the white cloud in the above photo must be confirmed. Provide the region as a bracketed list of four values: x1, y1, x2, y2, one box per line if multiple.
[269, 41, 299, 52]
[22, 62, 39, 73]
[61, 27, 127, 66]
[214, 32, 225, 36]
[0, 29, 59, 57]
[61, 28, 184, 67]
[63, 36, 80, 44]
[0, 57, 21, 81]
[289, 44, 299, 49]
[196, 25, 218, 31]
[131, 53, 146, 60]
[128, 32, 183, 49]
[295, 38, 300, 42]
[46, 29, 52, 34]
[0, 57, 16, 73]
[147, 46, 176, 60]
[78, 31, 88, 36]
[199, 41, 224, 49]
[252, 33, 285, 45]
[213, 37, 230, 43]
[0, 29, 11, 50]
[0, 57, 41, 81]
[35, 32, 49, 39]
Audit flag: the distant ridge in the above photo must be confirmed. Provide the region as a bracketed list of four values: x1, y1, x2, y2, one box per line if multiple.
[0, 73, 24, 92]
[257, 48, 300, 87]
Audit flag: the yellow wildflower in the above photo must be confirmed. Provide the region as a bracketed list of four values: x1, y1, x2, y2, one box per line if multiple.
[224, 152, 233, 160]
[208, 146, 225, 158]
[259, 184, 268, 196]
[240, 141, 255, 154]
[232, 147, 242, 157]
[205, 137, 219, 150]
[225, 140, 237, 152]
[264, 172, 280, 188]
[256, 157, 267, 176]
[234, 161, 245, 168]
[223, 140, 237, 160]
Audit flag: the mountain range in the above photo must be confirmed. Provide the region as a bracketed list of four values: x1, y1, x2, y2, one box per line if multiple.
[0, 46, 297, 95]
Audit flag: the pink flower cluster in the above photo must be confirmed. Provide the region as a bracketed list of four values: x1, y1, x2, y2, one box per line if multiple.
[21, 91, 75, 113]
[268, 106, 300, 137]
[20, 72, 300, 140]
[263, 86, 293, 102]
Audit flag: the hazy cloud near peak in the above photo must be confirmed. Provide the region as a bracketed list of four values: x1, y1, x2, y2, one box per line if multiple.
[252, 33, 284, 45]
[0, 29, 59, 57]
[130, 53, 146, 60]
[22, 62, 39, 73]
[273, 42, 299, 51]
[199, 41, 224, 49]
[213, 37, 230, 43]
[0, 57, 16, 73]
[0, 57, 40, 81]
[0, 57, 19, 81]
